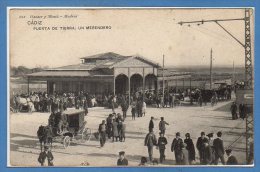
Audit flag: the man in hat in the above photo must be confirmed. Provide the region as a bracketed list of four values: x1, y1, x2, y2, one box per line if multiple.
[98, 120, 107, 147]
[226, 149, 238, 165]
[207, 133, 215, 164]
[121, 99, 128, 119]
[213, 131, 225, 165]
[184, 133, 195, 165]
[159, 117, 169, 135]
[230, 102, 238, 120]
[117, 151, 128, 166]
[149, 117, 154, 132]
[157, 132, 168, 163]
[112, 118, 119, 142]
[196, 131, 209, 164]
[171, 132, 185, 165]
[83, 99, 88, 116]
[144, 129, 157, 162]
[106, 114, 113, 139]
[38, 145, 54, 166]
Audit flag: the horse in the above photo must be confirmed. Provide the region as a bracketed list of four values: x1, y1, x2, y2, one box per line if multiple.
[14, 96, 34, 112]
[37, 125, 53, 152]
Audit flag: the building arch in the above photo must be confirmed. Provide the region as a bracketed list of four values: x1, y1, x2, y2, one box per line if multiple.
[130, 73, 143, 94]
[145, 74, 157, 91]
[115, 74, 129, 95]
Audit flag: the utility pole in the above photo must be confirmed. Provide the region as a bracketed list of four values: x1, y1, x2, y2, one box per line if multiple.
[178, 8, 253, 164]
[233, 60, 235, 85]
[210, 49, 213, 90]
[162, 54, 165, 107]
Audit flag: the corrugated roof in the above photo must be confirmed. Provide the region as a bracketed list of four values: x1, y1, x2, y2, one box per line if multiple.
[28, 70, 113, 77]
[47, 64, 96, 71]
[80, 52, 127, 60]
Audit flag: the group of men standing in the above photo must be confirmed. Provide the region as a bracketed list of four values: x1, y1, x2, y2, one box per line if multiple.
[144, 119, 238, 166]
[98, 113, 126, 147]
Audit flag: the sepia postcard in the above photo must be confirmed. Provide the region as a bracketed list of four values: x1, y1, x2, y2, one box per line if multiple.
[8, 8, 254, 167]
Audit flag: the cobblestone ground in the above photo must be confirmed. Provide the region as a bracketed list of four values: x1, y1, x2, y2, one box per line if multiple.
[9, 100, 247, 167]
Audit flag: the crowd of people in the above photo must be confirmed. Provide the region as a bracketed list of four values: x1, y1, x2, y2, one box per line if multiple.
[11, 88, 242, 167]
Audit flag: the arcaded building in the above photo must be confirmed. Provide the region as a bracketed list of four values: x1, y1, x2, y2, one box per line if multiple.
[28, 52, 191, 95]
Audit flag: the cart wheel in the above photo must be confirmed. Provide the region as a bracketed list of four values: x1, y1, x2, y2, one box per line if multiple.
[82, 128, 92, 142]
[63, 136, 71, 148]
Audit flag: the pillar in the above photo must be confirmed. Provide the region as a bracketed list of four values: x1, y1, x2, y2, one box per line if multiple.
[113, 69, 116, 96]
[143, 68, 145, 101]
[128, 67, 131, 106]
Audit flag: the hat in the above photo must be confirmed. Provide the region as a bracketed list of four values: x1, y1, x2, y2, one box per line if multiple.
[176, 132, 180, 136]
[119, 151, 125, 155]
[207, 133, 214, 138]
[217, 131, 222, 137]
[225, 149, 232, 154]
[201, 132, 205, 136]
[151, 116, 154, 119]
[185, 133, 190, 138]
[161, 117, 164, 120]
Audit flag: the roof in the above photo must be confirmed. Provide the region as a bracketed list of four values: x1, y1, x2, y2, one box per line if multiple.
[28, 70, 113, 77]
[80, 52, 127, 60]
[46, 52, 159, 71]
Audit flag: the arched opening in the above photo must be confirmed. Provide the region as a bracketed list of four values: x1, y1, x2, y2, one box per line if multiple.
[115, 74, 128, 95]
[145, 74, 157, 91]
[130, 74, 143, 94]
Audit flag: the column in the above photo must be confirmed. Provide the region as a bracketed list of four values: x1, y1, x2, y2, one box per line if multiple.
[142, 68, 145, 101]
[128, 67, 131, 106]
[113, 68, 116, 96]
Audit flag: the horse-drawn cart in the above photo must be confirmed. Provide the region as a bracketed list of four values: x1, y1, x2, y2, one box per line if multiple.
[37, 109, 92, 149]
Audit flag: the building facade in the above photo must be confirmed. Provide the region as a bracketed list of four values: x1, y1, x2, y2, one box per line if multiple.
[28, 52, 191, 96]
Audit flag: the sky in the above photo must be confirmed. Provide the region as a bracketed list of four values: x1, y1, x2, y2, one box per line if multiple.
[9, 8, 254, 68]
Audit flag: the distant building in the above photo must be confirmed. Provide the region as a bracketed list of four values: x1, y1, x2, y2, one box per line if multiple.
[28, 52, 191, 95]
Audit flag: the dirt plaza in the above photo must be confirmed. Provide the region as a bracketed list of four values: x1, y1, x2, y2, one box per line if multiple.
[9, 100, 246, 167]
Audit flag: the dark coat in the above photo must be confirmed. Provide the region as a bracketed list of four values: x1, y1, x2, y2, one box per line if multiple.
[226, 155, 238, 165]
[184, 138, 195, 161]
[202, 145, 212, 164]
[158, 136, 168, 149]
[112, 122, 119, 137]
[196, 137, 209, 152]
[117, 158, 128, 166]
[171, 138, 184, 152]
[144, 132, 157, 147]
[213, 138, 225, 157]
[149, 120, 154, 130]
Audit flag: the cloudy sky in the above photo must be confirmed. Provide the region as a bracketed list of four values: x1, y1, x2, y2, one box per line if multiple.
[9, 8, 254, 68]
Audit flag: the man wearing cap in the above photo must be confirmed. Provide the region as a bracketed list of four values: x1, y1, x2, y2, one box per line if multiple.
[159, 117, 169, 135]
[98, 120, 107, 147]
[213, 131, 225, 165]
[171, 132, 185, 165]
[226, 149, 238, 165]
[149, 117, 154, 132]
[184, 133, 195, 164]
[144, 129, 157, 161]
[117, 151, 128, 166]
[38, 145, 54, 166]
[106, 114, 113, 139]
[157, 132, 168, 163]
[196, 132, 209, 164]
